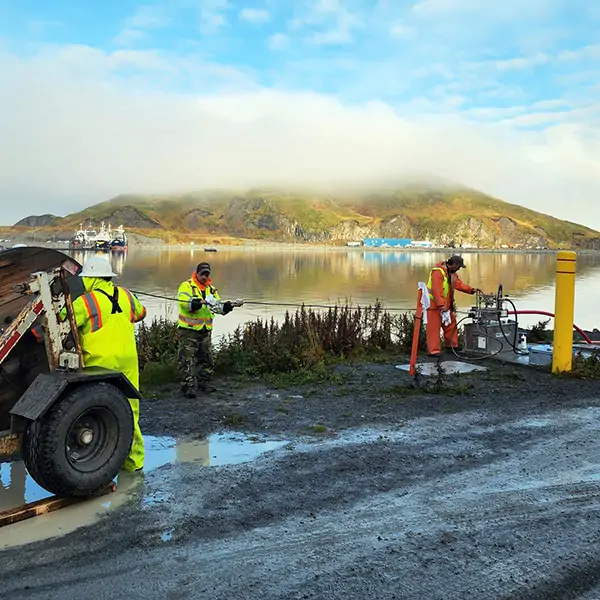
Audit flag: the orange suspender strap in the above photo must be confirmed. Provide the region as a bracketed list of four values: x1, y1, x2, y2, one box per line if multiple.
[121, 287, 146, 322]
[121, 288, 135, 322]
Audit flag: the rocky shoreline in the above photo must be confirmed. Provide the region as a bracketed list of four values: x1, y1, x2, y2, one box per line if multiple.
[2, 232, 596, 255]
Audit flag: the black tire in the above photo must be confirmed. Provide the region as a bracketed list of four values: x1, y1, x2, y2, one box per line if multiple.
[22, 382, 134, 497]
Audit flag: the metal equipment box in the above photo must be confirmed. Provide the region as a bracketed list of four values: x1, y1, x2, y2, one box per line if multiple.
[463, 321, 518, 355]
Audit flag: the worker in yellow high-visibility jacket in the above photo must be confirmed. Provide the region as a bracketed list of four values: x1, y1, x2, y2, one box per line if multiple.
[177, 262, 244, 397]
[62, 255, 147, 471]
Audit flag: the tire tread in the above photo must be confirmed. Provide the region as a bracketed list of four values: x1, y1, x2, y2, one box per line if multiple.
[23, 382, 134, 497]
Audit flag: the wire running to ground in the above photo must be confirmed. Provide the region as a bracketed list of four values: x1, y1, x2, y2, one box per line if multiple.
[132, 287, 528, 360]
[130, 289, 417, 312]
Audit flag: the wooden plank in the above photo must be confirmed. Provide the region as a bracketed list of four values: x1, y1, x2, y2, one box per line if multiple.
[0, 481, 117, 528]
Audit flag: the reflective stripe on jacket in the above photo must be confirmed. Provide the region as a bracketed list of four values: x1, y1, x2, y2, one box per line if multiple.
[177, 272, 221, 331]
[69, 277, 146, 471]
[65, 278, 146, 389]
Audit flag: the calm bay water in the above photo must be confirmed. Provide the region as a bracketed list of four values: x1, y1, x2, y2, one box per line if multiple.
[70, 248, 600, 339]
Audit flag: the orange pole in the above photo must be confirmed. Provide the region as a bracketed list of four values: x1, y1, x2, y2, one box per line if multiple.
[409, 288, 423, 375]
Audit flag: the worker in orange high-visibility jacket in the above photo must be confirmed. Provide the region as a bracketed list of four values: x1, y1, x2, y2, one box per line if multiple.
[425, 255, 481, 357]
[61, 255, 147, 471]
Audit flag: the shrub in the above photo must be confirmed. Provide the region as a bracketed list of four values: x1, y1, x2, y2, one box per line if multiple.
[136, 302, 427, 380]
[137, 317, 179, 371]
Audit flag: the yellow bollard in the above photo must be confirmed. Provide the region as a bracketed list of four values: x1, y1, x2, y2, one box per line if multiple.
[552, 250, 577, 373]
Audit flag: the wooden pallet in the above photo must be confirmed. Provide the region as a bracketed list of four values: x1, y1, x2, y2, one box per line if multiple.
[0, 481, 117, 528]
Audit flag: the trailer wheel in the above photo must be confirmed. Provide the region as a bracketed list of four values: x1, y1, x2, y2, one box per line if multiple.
[23, 382, 134, 497]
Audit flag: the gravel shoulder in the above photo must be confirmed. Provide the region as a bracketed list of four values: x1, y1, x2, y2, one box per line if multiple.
[2, 356, 600, 600]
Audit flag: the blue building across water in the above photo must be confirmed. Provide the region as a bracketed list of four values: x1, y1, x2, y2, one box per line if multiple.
[363, 238, 412, 248]
[362, 252, 411, 265]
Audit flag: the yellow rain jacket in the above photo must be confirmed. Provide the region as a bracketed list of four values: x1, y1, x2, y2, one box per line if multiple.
[64, 277, 147, 471]
[177, 271, 224, 331]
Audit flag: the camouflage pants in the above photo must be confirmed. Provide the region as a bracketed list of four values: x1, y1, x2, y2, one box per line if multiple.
[177, 328, 214, 393]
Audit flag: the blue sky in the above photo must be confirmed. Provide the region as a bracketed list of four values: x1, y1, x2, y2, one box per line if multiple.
[0, 0, 599, 226]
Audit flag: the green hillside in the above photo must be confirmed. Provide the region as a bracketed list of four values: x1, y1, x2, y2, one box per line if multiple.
[11, 185, 600, 249]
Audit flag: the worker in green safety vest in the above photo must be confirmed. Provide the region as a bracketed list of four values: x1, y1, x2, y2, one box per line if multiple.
[177, 262, 244, 398]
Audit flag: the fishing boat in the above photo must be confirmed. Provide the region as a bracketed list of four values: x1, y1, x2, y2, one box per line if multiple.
[69, 222, 128, 251]
[110, 225, 128, 252]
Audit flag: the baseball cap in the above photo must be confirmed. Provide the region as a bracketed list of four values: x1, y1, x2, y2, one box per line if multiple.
[196, 262, 211, 275]
[448, 255, 466, 269]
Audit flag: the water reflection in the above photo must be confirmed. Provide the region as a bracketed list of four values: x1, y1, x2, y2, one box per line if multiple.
[0, 432, 287, 510]
[0, 432, 288, 548]
[65, 248, 600, 331]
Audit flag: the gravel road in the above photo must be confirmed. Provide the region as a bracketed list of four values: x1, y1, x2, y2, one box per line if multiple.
[2, 358, 600, 599]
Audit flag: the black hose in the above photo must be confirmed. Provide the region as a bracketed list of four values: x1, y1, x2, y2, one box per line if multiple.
[472, 284, 527, 357]
[498, 297, 528, 355]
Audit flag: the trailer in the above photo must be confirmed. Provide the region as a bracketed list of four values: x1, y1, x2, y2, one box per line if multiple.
[0, 247, 138, 501]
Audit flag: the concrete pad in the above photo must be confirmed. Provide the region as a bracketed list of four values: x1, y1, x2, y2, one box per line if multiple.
[395, 360, 487, 376]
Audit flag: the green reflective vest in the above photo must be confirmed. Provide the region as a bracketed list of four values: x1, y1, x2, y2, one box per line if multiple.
[426, 267, 450, 301]
[177, 274, 221, 331]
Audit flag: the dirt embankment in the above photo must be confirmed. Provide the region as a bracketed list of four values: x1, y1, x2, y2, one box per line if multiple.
[3, 358, 600, 600]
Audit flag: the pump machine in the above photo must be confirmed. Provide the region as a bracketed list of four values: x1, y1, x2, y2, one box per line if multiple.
[463, 286, 521, 356]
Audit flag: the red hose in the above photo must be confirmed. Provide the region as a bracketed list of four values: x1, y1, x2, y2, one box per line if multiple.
[507, 310, 594, 344]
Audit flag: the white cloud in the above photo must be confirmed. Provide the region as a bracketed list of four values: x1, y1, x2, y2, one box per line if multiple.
[410, 0, 563, 23]
[492, 53, 549, 71]
[128, 4, 167, 29]
[26, 20, 64, 36]
[390, 24, 411, 38]
[411, 0, 480, 16]
[239, 8, 270, 23]
[113, 28, 145, 47]
[1, 44, 600, 230]
[307, 27, 352, 45]
[113, 4, 167, 47]
[197, 0, 231, 33]
[559, 44, 600, 61]
[268, 33, 289, 50]
[532, 99, 570, 110]
[291, 0, 362, 46]
[32, 45, 176, 74]
[461, 106, 527, 120]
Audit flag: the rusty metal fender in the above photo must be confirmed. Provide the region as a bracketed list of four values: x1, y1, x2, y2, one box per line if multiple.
[9, 367, 142, 422]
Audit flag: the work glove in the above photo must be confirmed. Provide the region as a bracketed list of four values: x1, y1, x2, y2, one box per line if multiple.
[231, 298, 245, 307]
[190, 298, 203, 311]
[204, 293, 218, 308]
[440, 309, 452, 327]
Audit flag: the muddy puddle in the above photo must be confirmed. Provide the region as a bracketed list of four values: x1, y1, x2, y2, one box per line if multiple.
[0, 432, 288, 549]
